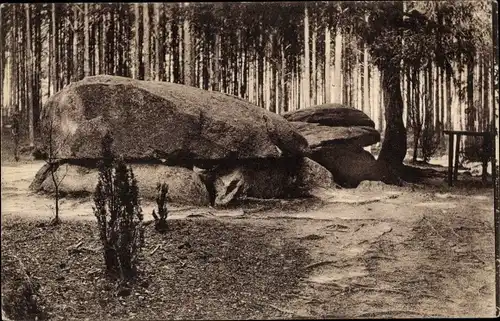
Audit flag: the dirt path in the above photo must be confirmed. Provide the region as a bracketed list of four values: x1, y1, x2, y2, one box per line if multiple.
[1, 162, 496, 318]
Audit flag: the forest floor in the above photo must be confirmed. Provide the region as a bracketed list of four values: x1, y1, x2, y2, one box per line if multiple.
[1, 158, 496, 319]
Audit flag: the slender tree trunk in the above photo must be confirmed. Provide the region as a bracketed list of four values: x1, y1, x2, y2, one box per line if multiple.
[0, 4, 3, 114]
[465, 57, 475, 152]
[25, 4, 34, 147]
[439, 65, 445, 138]
[212, 33, 220, 91]
[83, 3, 90, 77]
[363, 43, 369, 115]
[483, 56, 490, 131]
[280, 40, 285, 114]
[258, 34, 264, 107]
[154, 3, 161, 81]
[434, 64, 440, 135]
[311, 23, 317, 106]
[34, 7, 42, 136]
[50, 4, 58, 93]
[202, 27, 210, 90]
[303, 4, 310, 108]
[183, 3, 193, 86]
[133, 4, 140, 79]
[11, 7, 18, 112]
[72, 6, 79, 82]
[446, 67, 452, 130]
[333, 29, 342, 103]
[143, 3, 150, 80]
[352, 49, 359, 108]
[324, 27, 331, 104]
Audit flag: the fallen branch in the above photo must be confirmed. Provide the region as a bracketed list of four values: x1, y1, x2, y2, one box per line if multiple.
[304, 260, 336, 270]
[419, 292, 456, 303]
[267, 304, 295, 315]
[422, 216, 445, 240]
[67, 240, 84, 250]
[355, 287, 408, 295]
[150, 245, 161, 255]
[448, 227, 462, 239]
[353, 310, 428, 318]
[19, 234, 43, 243]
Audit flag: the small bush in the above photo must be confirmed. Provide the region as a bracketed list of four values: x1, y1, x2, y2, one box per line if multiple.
[152, 183, 169, 232]
[93, 134, 144, 280]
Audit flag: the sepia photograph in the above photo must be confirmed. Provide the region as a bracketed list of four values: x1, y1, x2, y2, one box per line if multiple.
[1, 1, 499, 319]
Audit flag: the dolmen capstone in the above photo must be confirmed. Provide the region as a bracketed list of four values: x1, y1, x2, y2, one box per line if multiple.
[283, 103, 399, 188]
[30, 75, 335, 206]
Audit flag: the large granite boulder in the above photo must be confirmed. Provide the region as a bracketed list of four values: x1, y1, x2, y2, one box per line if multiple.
[38, 75, 309, 165]
[290, 121, 380, 149]
[213, 157, 335, 206]
[310, 144, 400, 188]
[283, 103, 375, 128]
[30, 163, 210, 206]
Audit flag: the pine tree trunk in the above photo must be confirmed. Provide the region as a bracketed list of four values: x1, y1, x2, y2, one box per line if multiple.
[84, 4, 90, 77]
[352, 50, 359, 108]
[212, 33, 220, 91]
[34, 8, 42, 136]
[363, 43, 369, 115]
[26, 4, 34, 147]
[269, 33, 275, 113]
[377, 61, 407, 168]
[434, 64, 440, 136]
[0, 4, 3, 114]
[465, 58, 475, 153]
[153, 3, 160, 81]
[258, 34, 264, 107]
[133, 4, 140, 79]
[143, 3, 150, 80]
[439, 65, 445, 136]
[333, 29, 342, 103]
[324, 27, 331, 104]
[303, 4, 310, 108]
[51, 4, 58, 93]
[183, 3, 193, 86]
[202, 26, 211, 90]
[311, 23, 317, 106]
[72, 6, 79, 82]
[280, 41, 286, 114]
[446, 70, 454, 130]
[483, 56, 490, 131]
[11, 7, 18, 112]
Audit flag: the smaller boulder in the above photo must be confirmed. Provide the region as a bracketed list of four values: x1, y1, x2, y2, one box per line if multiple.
[283, 103, 375, 128]
[290, 122, 380, 149]
[213, 157, 335, 206]
[311, 144, 400, 188]
[213, 159, 296, 206]
[32, 163, 210, 206]
[295, 157, 336, 195]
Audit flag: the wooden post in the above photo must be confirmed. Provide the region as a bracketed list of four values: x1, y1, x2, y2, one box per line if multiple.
[448, 133, 454, 186]
[482, 133, 490, 182]
[453, 134, 461, 181]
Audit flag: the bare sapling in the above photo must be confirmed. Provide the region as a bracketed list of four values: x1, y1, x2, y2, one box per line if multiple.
[41, 110, 70, 226]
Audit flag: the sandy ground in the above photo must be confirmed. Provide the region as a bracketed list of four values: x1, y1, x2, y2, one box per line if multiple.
[1, 161, 496, 318]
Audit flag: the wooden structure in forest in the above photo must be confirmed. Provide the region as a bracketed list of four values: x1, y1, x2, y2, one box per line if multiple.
[444, 130, 493, 186]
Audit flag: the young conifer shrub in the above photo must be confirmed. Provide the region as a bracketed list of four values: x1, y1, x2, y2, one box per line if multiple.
[152, 183, 169, 232]
[93, 134, 144, 280]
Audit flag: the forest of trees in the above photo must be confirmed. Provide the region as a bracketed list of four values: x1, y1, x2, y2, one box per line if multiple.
[0, 1, 498, 165]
